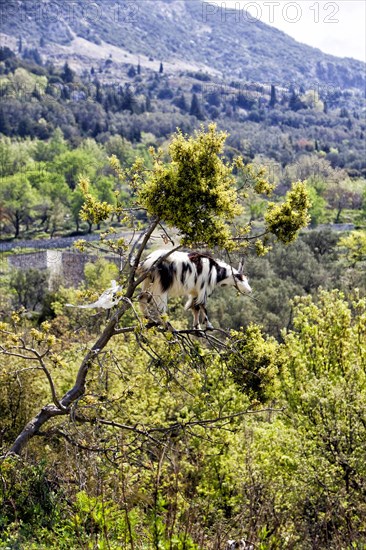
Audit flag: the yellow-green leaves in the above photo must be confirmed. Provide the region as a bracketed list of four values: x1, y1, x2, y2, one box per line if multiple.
[79, 176, 113, 225]
[265, 181, 311, 244]
[138, 124, 243, 249]
[236, 159, 275, 197]
[78, 126, 310, 252]
[227, 324, 279, 402]
[338, 230, 366, 267]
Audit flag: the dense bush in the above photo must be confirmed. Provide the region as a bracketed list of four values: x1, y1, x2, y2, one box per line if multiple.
[1, 290, 366, 548]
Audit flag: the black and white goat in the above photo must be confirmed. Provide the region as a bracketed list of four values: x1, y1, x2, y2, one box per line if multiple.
[226, 540, 254, 550]
[138, 250, 252, 330]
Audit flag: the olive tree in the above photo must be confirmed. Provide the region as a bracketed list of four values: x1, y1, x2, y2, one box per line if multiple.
[0, 124, 310, 457]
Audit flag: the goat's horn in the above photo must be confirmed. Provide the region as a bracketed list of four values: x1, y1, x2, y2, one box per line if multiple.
[238, 254, 246, 273]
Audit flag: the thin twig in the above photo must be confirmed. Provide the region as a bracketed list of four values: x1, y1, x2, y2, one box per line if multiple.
[0, 345, 65, 411]
[73, 415, 168, 448]
[128, 218, 160, 289]
[113, 326, 137, 335]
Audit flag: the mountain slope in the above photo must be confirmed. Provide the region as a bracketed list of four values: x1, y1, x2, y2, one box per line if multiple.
[1, 0, 365, 90]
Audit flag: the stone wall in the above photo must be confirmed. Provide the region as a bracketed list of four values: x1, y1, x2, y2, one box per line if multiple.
[8, 250, 119, 288]
[62, 251, 98, 287]
[8, 251, 49, 271]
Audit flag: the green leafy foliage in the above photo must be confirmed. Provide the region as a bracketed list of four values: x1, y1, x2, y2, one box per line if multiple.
[0, 459, 58, 529]
[84, 258, 119, 293]
[1, 289, 366, 547]
[265, 181, 311, 244]
[10, 268, 49, 311]
[338, 230, 366, 267]
[277, 291, 366, 546]
[138, 124, 243, 248]
[79, 177, 114, 226]
[225, 324, 279, 402]
[0, 173, 39, 237]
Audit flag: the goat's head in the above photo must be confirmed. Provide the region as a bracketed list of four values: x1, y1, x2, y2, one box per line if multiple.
[234, 270, 252, 294]
[218, 262, 252, 294]
[236, 259, 252, 294]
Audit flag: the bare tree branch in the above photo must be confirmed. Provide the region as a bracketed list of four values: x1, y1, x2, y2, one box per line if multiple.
[128, 217, 160, 288]
[5, 218, 166, 455]
[0, 344, 64, 411]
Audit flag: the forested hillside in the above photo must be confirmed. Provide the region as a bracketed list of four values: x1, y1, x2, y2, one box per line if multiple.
[0, 48, 365, 242]
[2, 0, 365, 90]
[0, 4, 366, 547]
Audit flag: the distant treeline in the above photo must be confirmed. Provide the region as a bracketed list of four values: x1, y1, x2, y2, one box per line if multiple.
[0, 47, 365, 177]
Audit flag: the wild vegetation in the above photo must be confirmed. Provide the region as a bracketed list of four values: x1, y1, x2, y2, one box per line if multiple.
[0, 40, 366, 550]
[1, 288, 366, 549]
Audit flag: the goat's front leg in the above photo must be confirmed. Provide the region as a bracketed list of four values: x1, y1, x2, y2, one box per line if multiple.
[138, 291, 156, 322]
[141, 293, 177, 332]
[155, 294, 178, 332]
[192, 303, 202, 330]
[200, 304, 214, 330]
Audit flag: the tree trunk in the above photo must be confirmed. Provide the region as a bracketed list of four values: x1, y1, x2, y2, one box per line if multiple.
[9, 405, 66, 455]
[335, 206, 342, 223]
[14, 214, 20, 238]
[7, 218, 160, 456]
[9, 302, 127, 455]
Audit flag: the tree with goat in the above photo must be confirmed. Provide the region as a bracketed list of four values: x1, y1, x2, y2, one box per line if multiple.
[1, 124, 310, 459]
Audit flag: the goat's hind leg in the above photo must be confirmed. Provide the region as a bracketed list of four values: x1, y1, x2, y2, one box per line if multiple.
[138, 291, 161, 327]
[191, 301, 207, 331]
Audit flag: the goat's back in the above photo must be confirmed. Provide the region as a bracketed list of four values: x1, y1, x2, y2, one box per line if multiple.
[140, 250, 219, 303]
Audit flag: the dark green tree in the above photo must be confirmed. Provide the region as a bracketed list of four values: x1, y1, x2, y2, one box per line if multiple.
[95, 81, 103, 103]
[0, 174, 39, 237]
[62, 62, 74, 83]
[122, 85, 136, 113]
[127, 65, 136, 78]
[145, 94, 152, 112]
[0, 46, 15, 61]
[189, 93, 205, 120]
[10, 268, 49, 311]
[289, 90, 305, 111]
[174, 93, 188, 111]
[0, 108, 10, 135]
[269, 84, 277, 107]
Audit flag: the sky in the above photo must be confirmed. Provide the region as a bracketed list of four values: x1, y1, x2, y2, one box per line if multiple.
[226, 0, 366, 61]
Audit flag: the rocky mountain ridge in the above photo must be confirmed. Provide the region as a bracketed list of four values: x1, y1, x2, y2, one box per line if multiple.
[1, 0, 365, 91]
